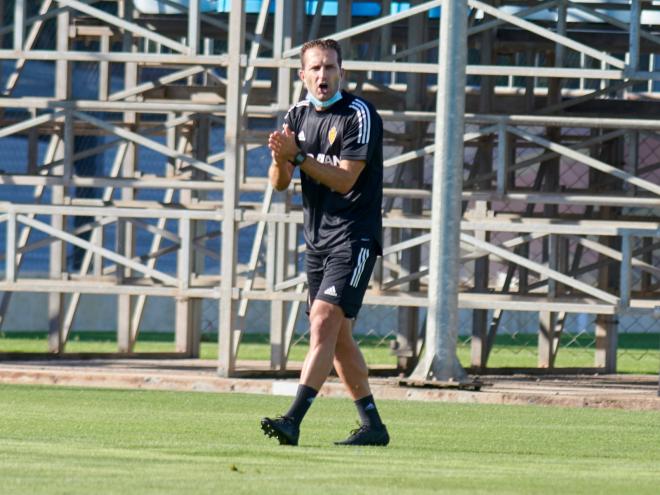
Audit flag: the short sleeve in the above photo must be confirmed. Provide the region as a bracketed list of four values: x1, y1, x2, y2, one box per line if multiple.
[283, 107, 296, 134]
[341, 100, 373, 161]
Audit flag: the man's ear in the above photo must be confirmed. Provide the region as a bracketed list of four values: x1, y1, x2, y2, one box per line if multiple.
[340, 68, 345, 85]
[298, 69, 305, 81]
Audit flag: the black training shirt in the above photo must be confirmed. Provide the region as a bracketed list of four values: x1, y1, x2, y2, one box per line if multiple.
[284, 90, 383, 254]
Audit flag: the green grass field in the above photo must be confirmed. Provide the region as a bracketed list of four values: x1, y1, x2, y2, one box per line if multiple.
[1, 384, 660, 494]
[1, 331, 659, 374]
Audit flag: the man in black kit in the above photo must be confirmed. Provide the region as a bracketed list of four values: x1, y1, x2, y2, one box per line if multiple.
[261, 38, 389, 447]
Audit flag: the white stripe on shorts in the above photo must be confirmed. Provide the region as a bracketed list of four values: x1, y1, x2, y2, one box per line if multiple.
[349, 247, 369, 288]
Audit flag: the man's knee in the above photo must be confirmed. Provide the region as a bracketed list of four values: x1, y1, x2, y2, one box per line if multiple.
[309, 300, 344, 342]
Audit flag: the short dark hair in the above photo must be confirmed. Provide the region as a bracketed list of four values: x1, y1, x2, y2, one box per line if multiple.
[300, 39, 342, 68]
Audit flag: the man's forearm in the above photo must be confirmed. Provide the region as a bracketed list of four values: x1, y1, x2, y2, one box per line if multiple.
[300, 157, 363, 195]
[269, 160, 292, 191]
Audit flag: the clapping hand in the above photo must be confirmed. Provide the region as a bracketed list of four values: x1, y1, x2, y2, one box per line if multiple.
[268, 124, 298, 166]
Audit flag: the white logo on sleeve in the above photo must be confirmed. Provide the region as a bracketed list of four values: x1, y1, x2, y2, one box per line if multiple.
[323, 285, 338, 297]
[297, 130, 306, 141]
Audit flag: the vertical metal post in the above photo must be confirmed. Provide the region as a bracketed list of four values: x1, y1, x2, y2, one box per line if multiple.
[294, 0, 305, 43]
[641, 237, 652, 291]
[218, 0, 245, 377]
[396, 0, 427, 373]
[336, 0, 352, 56]
[625, 130, 639, 196]
[470, 201, 490, 369]
[188, 0, 200, 55]
[13, 0, 25, 50]
[269, 0, 293, 370]
[115, 215, 129, 350]
[594, 201, 619, 369]
[619, 232, 633, 309]
[177, 219, 191, 290]
[117, 0, 137, 353]
[27, 125, 38, 174]
[63, 109, 74, 186]
[524, 49, 535, 112]
[496, 123, 508, 195]
[537, 0, 566, 367]
[6, 211, 16, 282]
[49, 6, 70, 353]
[538, 234, 559, 367]
[380, 0, 392, 57]
[175, 217, 194, 354]
[117, 220, 135, 353]
[99, 34, 110, 100]
[629, 0, 641, 72]
[308, 0, 325, 46]
[174, 115, 206, 357]
[471, 25, 495, 370]
[412, 0, 468, 382]
[555, 0, 567, 67]
[595, 315, 617, 372]
[194, 116, 209, 356]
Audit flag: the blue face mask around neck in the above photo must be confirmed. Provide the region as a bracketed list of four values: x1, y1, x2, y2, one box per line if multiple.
[306, 90, 342, 109]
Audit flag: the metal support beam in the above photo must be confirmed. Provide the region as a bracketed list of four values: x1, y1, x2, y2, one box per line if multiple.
[218, 0, 245, 377]
[13, 0, 25, 51]
[396, 1, 428, 372]
[48, 6, 69, 353]
[412, 0, 468, 382]
[269, 0, 293, 371]
[175, 217, 196, 354]
[471, 23, 496, 369]
[595, 314, 617, 372]
[629, 0, 642, 72]
[188, 0, 200, 56]
[57, 0, 189, 53]
[6, 212, 16, 282]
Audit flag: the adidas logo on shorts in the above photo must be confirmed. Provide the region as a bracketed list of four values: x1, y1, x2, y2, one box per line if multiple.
[323, 285, 338, 297]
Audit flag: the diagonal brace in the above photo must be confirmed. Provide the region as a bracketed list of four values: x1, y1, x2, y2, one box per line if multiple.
[56, 0, 189, 53]
[461, 233, 619, 305]
[468, 0, 625, 69]
[17, 214, 179, 286]
[73, 111, 224, 178]
[509, 126, 660, 197]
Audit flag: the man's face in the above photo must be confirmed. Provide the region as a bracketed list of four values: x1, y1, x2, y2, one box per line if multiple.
[299, 47, 344, 102]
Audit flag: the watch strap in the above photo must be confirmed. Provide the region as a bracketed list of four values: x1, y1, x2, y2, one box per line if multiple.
[292, 151, 306, 167]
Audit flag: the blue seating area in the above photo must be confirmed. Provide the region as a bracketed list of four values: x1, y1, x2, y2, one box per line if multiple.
[134, 0, 660, 25]
[135, 1, 441, 18]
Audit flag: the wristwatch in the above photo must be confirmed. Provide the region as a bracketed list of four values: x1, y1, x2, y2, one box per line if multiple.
[291, 150, 306, 167]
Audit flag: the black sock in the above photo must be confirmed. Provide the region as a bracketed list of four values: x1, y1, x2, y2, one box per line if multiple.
[285, 384, 318, 426]
[355, 394, 383, 429]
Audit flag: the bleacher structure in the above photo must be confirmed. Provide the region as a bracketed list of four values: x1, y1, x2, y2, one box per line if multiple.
[0, 0, 658, 378]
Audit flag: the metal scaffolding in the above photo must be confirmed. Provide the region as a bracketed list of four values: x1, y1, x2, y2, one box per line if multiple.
[0, 0, 658, 378]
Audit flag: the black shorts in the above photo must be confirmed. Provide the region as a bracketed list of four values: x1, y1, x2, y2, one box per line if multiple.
[306, 239, 378, 319]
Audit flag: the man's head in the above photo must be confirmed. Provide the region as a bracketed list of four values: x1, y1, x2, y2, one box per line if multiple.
[299, 39, 344, 105]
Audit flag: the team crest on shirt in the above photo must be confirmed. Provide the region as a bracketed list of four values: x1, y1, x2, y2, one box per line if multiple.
[328, 126, 337, 145]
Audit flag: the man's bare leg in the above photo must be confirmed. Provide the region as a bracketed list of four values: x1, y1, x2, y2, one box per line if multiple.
[300, 300, 345, 389]
[332, 317, 387, 445]
[262, 301, 387, 446]
[333, 318, 371, 400]
[261, 300, 345, 445]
